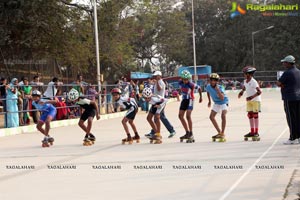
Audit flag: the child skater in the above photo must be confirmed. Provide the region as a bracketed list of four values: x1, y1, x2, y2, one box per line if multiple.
[68, 88, 100, 146]
[31, 90, 57, 147]
[142, 87, 168, 144]
[206, 73, 229, 142]
[111, 88, 140, 144]
[238, 66, 262, 141]
[178, 70, 202, 143]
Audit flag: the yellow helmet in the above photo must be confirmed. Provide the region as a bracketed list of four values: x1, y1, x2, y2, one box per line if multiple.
[210, 73, 220, 80]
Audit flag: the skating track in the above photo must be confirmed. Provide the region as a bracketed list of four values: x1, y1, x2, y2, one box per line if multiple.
[0, 90, 299, 200]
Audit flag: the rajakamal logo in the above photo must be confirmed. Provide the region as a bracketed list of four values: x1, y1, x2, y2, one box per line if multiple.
[230, 2, 299, 18]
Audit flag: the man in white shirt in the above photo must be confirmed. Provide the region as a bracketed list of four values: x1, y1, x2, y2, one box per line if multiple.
[145, 71, 176, 138]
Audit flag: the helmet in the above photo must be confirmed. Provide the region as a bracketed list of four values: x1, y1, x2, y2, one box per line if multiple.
[32, 90, 41, 96]
[242, 66, 256, 74]
[67, 88, 79, 101]
[111, 88, 122, 94]
[210, 73, 220, 80]
[281, 55, 295, 63]
[142, 87, 152, 98]
[180, 70, 192, 79]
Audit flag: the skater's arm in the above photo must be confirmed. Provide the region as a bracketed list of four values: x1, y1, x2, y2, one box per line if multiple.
[207, 92, 211, 108]
[246, 87, 262, 101]
[198, 87, 203, 103]
[238, 86, 245, 98]
[91, 101, 100, 120]
[215, 85, 224, 101]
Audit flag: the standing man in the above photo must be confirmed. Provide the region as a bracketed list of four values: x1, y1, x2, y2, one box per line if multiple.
[145, 71, 176, 138]
[277, 55, 300, 145]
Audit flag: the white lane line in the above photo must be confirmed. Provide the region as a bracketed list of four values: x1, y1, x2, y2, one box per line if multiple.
[218, 127, 288, 200]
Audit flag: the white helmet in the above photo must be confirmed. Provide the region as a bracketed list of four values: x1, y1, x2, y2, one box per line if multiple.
[281, 55, 295, 63]
[68, 88, 79, 101]
[32, 90, 41, 96]
[142, 87, 152, 98]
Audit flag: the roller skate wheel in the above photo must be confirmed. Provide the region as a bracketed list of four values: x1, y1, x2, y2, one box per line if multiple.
[154, 140, 162, 144]
[122, 141, 125, 145]
[128, 141, 133, 145]
[212, 139, 216, 142]
[257, 137, 261, 141]
[42, 143, 49, 147]
[136, 139, 140, 143]
[49, 142, 53, 145]
[180, 139, 183, 143]
[244, 137, 248, 141]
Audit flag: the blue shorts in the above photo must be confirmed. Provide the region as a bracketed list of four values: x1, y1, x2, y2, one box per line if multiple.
[40, 106, 57, 122]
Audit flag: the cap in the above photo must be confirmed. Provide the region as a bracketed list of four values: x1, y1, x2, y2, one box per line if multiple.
[281, 55, 295, 63]
[153, 71, 162, 76]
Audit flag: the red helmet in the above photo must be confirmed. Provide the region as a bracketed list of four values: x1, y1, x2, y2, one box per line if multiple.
[111, 88, 121, 94]
[242, 66, 256, 74]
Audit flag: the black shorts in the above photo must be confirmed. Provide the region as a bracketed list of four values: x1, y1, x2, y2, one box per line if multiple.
[180, 99, 194, 111]
[80, 109, 96, 121]
[125, 106, 138, 120]
[149, 105, 165, 115]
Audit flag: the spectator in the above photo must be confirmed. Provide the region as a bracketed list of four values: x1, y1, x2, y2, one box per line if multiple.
[44, 77, 59, 99]
[86, 84, 99, 101]
[277, 55, 300, 145]
[30, 75, 44, 92]
[20, 77, 32, 124]
[72, 74, 89, 95]
[6, 78, 19, 128]
[0, 77, 8, 127]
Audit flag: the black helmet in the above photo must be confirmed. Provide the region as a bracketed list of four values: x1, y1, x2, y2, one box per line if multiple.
[242, 66, 256, 74]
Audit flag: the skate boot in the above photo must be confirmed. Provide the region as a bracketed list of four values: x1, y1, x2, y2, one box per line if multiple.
[168, 131, 176, 138]
[132, 135, 140, 143]
[88, 133, 96, 144]
[212, 133, 226, 142]
[42, 137, 50, 148]
[47, 136, 55, 145]
[122, 136, 133, 145]
[244, 132, 260, 141]
[151, 133, 162, 144]
[185, 132, 195, 143]
[180, 132, 189, 142]
[83, 135, 93, 146]
[180, 131, 195, 143]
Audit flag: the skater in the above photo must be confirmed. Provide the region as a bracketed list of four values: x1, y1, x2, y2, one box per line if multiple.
[206, 73, 229, 142]
[238, 66, 262, 141]
[142, 87, 168, 144]
[69, 89, 100, 146]
[111, 88, 140, 145]
[178, 70, 202, 143]
[145, 71, 176, 139]
[31, 90, 57, 147]
[277, 55, 300, 145]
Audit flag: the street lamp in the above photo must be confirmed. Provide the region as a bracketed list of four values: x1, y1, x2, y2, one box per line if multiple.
[92, 0, 102, 111]
[192, 0, 197, 83]
[251, 25, 274, 66]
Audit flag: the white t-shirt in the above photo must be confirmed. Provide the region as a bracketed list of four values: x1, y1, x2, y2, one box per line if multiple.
[43, 82, 57, 98]
[244, 78, 261, 102]
[153, 79, 165, 97]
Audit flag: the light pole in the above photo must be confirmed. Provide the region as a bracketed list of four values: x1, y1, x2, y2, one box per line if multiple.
[192, 0, 197, 83]
[93, 0, 102, 111]
[252, 25, 274, 66]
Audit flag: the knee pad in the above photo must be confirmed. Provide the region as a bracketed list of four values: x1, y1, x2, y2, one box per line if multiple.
[247, 112, 253, 119]
[253, 112, 259, 119]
